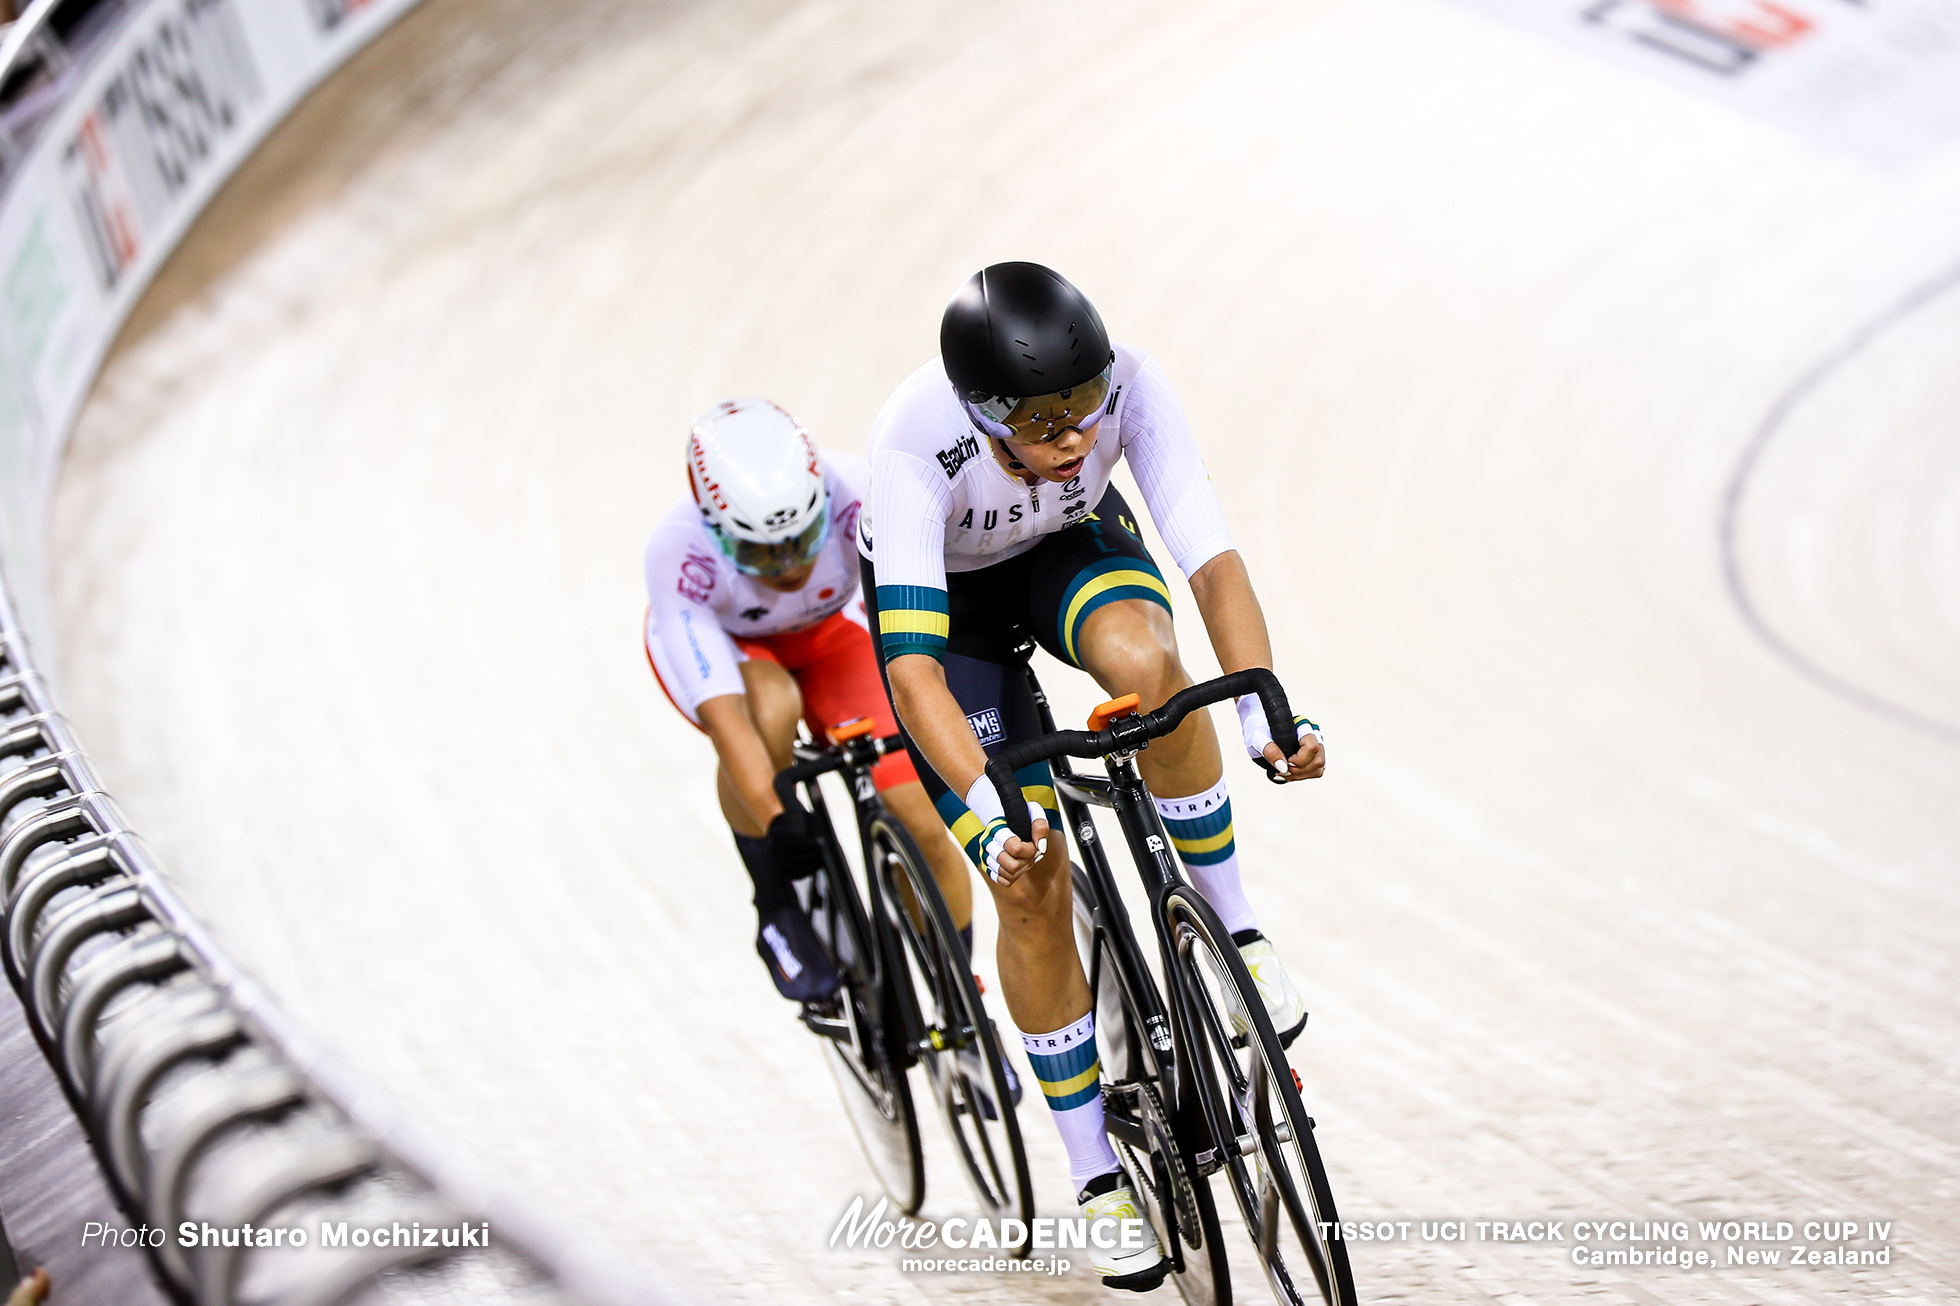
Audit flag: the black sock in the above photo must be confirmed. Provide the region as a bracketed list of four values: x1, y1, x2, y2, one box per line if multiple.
[733, 833, 796, 916]
[959, 922, 974, 956]
[1231, 928, 1265, 948]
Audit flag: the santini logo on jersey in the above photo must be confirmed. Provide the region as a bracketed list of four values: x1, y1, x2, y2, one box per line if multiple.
[966, 708, 1004, 747]
[935, 431, 981, 479]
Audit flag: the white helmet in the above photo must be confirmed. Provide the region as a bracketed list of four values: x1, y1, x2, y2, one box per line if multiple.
[686, 397, 830, 576]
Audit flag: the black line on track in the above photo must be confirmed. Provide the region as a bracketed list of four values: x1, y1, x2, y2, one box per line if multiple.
[1718, 260, 1960, 748]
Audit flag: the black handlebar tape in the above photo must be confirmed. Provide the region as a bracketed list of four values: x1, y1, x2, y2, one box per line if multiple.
[982, 669, 1301, 843]
[1238, 667, 1302, 759]
[985, 735, 1097, 843]
[1134, 668, 1301, 759]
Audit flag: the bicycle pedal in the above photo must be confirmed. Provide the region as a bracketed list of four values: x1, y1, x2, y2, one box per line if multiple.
[1291, 1068, 1303, 1092]
[799, 1009, 849, 1039]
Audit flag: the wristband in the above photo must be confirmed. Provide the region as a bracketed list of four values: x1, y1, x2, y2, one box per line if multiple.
[1236, 693, 1323, 764]
[963, 775, 1048, 882]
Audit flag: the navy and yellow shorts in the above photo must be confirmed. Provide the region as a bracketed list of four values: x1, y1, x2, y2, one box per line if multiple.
[860, 486, 1172, 863]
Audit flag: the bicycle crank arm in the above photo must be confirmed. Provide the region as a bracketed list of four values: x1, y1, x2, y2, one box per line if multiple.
[798, 1009, 850, 1041]
[1103, 1114, 1149, 1152]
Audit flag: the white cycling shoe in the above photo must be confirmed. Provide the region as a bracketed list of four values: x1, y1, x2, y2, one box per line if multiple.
[1079, 1173, 1169, 1292]
[1235, 934, 1308, 1047]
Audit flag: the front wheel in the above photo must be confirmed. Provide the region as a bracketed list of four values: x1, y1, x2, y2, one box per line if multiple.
[1166, 888, 1356, 1306]
[1074, 864, 1230, 1306]
[871, 813, 1033, 1228]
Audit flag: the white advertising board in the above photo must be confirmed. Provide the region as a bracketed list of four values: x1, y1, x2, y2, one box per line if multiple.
[0, 0, 420, 661]
[1449, 0, 1960, 161]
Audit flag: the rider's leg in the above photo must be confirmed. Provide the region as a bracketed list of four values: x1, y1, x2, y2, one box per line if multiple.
[1075, 596, 1306, 1039]
[715, 657, 804, 835]
[712, 660, 839, 1002]
[1075, 597, 1259, 934]
[987, 838, 1122, 1186]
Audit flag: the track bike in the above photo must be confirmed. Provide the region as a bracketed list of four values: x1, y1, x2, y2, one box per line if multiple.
[983, 657, 1357, 1306]
[774, 719, 1033, 1227]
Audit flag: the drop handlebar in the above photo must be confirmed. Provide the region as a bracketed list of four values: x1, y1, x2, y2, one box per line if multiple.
[984, 668, 1302, 843]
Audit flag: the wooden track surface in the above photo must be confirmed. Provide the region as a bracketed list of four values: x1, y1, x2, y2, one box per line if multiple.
[46, 0, 1960, 1300]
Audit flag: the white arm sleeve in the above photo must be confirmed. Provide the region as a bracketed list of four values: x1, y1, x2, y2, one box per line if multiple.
[1120, 355, 1235, 577]
[643, 527, 746, 715]
[866, 449, 953, 592]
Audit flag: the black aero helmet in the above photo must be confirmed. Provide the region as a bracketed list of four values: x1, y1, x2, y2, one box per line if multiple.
[940, 262, 1112, 402]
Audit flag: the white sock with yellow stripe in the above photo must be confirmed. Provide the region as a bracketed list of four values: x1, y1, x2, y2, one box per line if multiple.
[1021, 1012, 1119, 1187]
[1155, 779, 1257, 935]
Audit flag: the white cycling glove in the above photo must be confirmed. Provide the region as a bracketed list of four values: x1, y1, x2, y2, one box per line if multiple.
[1236, 693, 1323, 769]
[964, 774, 1048, 884]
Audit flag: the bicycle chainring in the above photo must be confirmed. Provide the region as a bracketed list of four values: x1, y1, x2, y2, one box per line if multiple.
[1113, 1081, 1204, 1255]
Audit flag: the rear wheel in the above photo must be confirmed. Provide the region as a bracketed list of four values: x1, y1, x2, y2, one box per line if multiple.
[872, 813, 1033, 1229]
[1166, 888, 1355, 1306]
[801, 784, 924, 1214]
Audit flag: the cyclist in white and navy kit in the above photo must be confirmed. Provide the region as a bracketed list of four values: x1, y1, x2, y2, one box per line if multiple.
[860, 264, 1325, 1291]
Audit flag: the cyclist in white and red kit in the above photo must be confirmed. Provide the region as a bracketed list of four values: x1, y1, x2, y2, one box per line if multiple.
[643, 398, 978, 1014]
[860, 264, 1324, 1291]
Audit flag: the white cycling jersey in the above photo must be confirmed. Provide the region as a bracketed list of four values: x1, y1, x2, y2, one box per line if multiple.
[859, 344, 1233, 654]
[644, 452, 868, 719]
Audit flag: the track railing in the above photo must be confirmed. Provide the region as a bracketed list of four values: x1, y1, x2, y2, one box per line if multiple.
[0, 1, 667, 1302]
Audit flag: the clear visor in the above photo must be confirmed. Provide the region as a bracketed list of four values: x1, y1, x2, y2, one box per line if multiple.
[958, 360, 1114, 445]
[721, 502, 830, 577]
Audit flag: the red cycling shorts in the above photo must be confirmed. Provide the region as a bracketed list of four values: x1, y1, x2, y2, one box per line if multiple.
[646, 608, 918, 792]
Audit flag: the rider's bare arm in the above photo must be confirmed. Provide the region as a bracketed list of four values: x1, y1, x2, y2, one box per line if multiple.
[1187, 550, 1275, 675]
[888, 653, 1049, 882]
[698, 692, 786, 831]
[1188, 551, 1324, 781]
